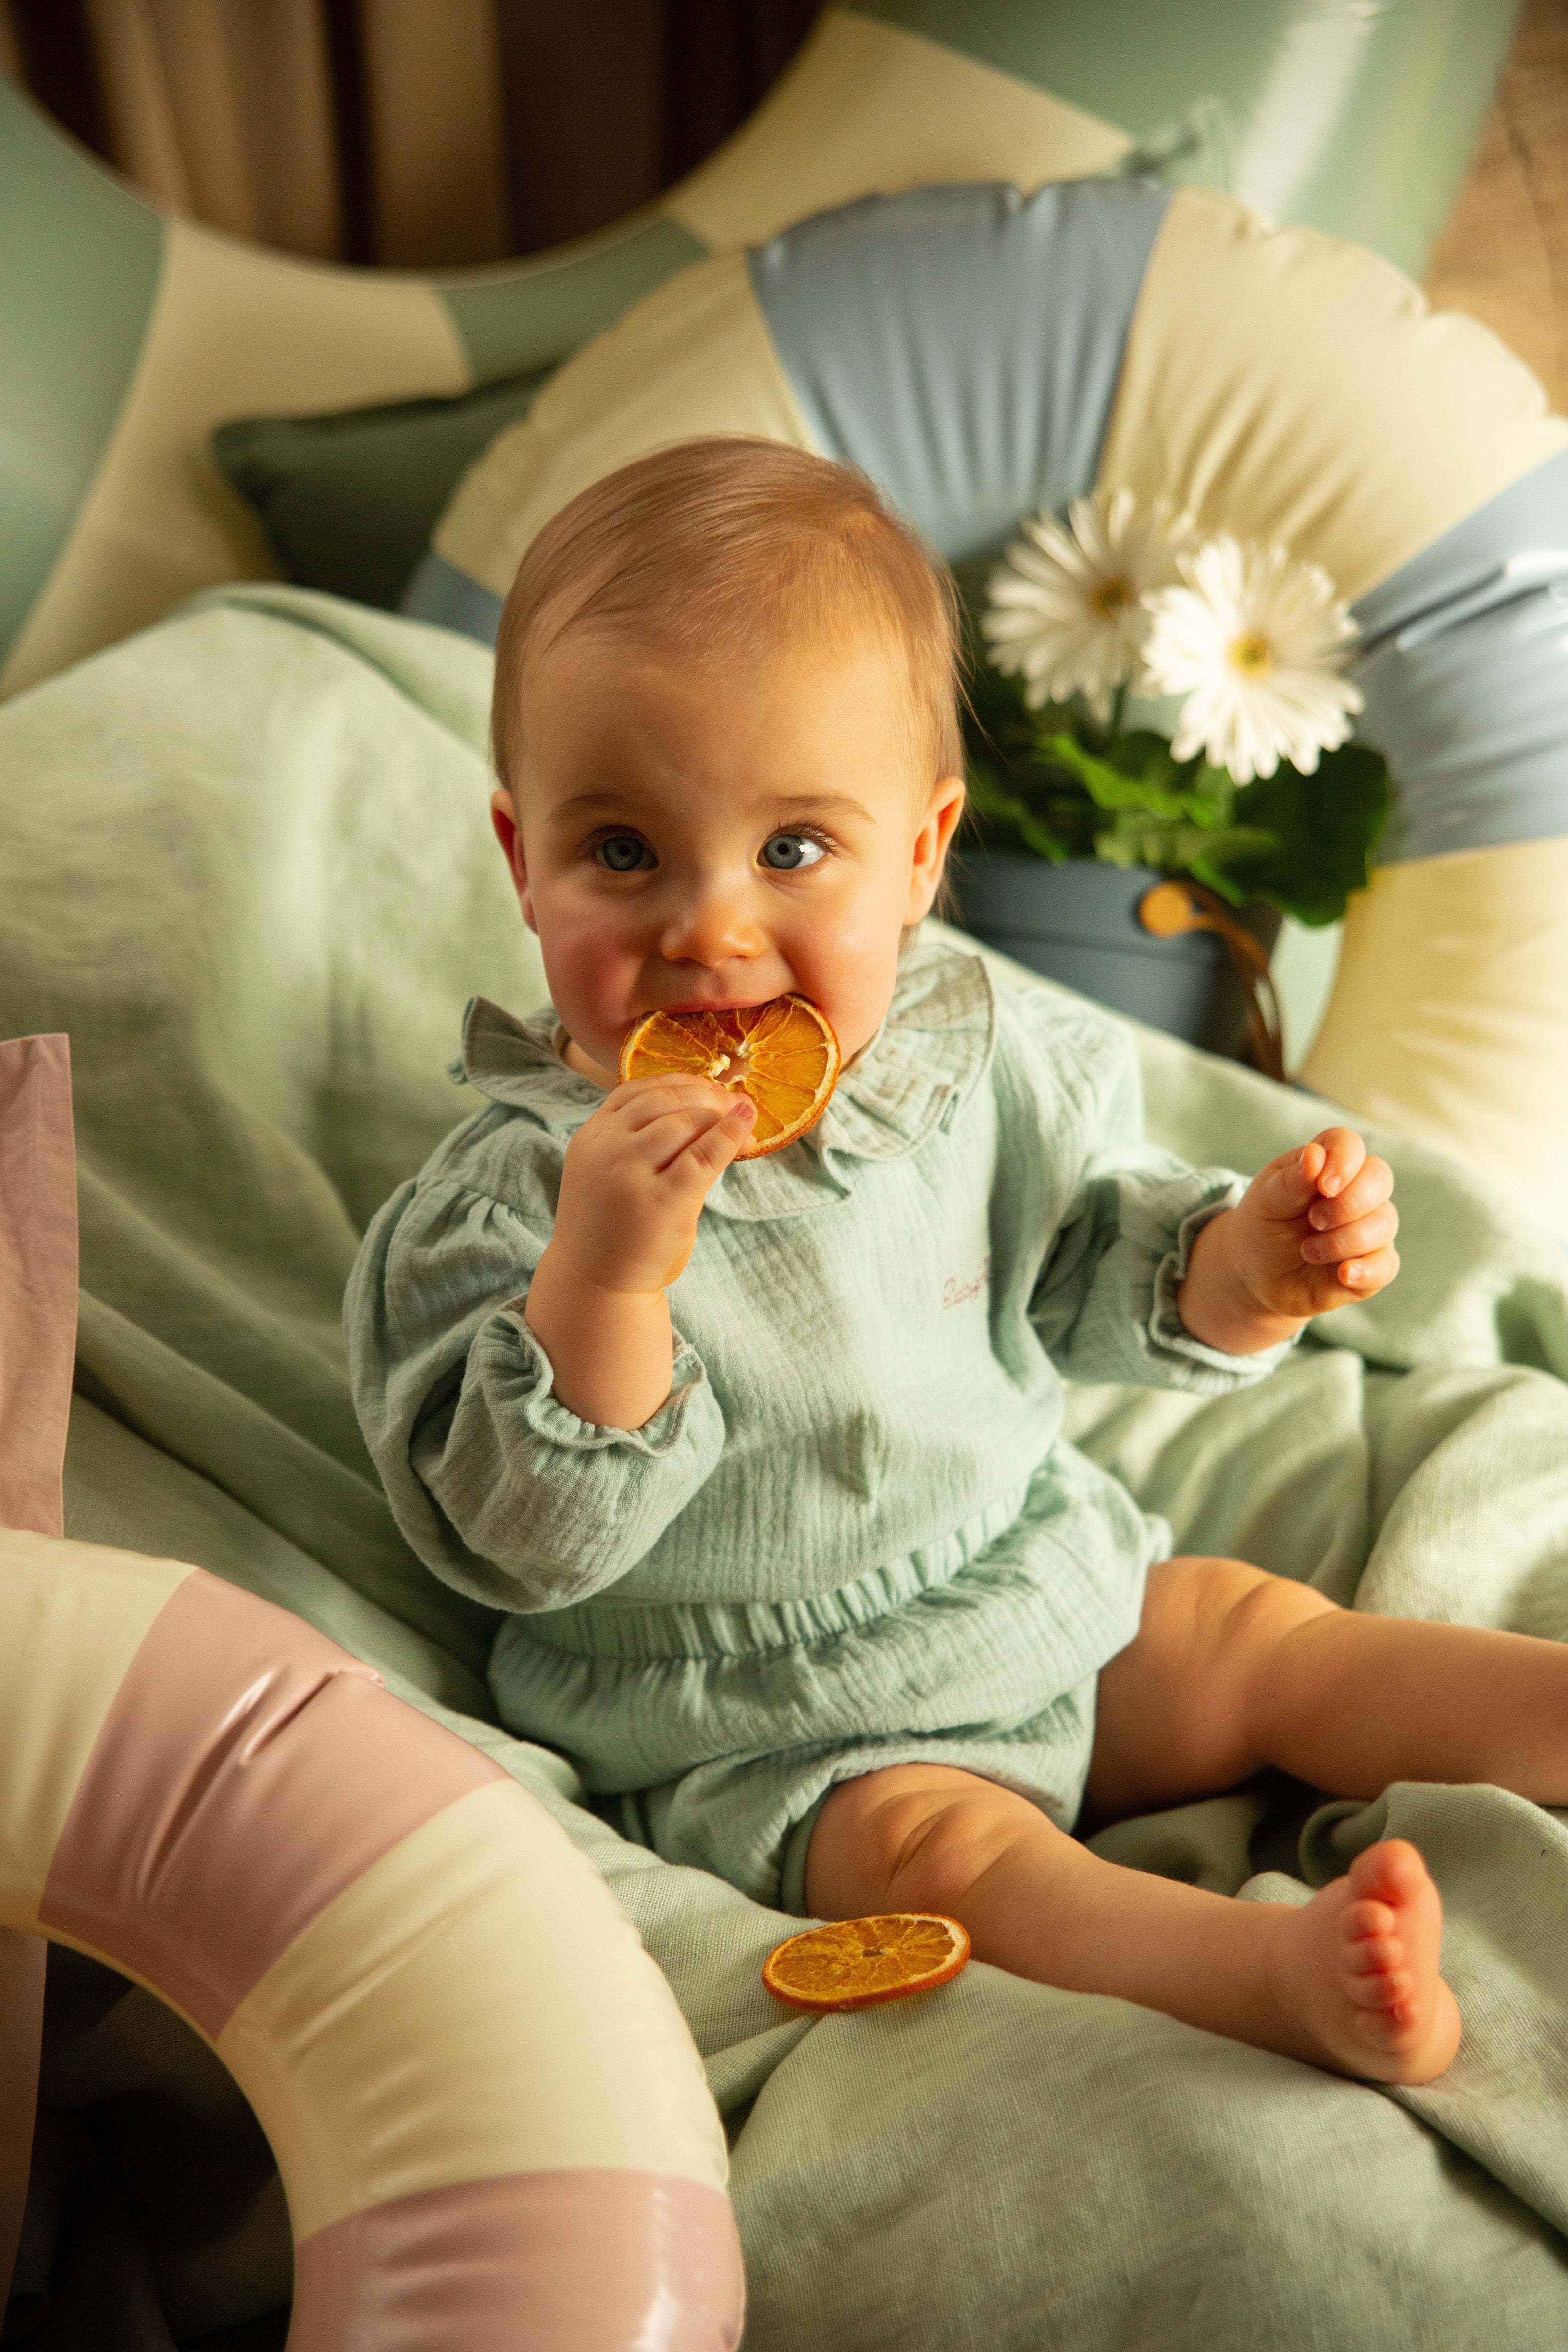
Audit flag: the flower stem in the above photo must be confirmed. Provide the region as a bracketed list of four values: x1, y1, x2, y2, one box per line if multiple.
[1108, 679, 1128, 752]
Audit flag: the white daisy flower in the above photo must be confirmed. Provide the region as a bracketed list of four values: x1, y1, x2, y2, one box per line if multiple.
[983, 487, 1194, 718]
[1142, 534, 1363, 784]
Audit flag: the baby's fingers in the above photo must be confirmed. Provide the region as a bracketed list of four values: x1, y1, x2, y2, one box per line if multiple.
[659, 1094, 755, 1179]
[610, 1073, 733, 1130]
[1253, 1127, 1363, 1217]
[1315, 1242, 1401, 1302]
[1307, 1154, 1393, 1232]
[1309, 1126, 1367, 1200]
[1300, 1202, 1399, 1267]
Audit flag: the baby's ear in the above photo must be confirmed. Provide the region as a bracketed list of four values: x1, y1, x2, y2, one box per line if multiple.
[490, 789, 537, 930]
[906, 775, 967, 923]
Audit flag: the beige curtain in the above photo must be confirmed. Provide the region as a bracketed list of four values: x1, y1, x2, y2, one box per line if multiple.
[356, 0, 512, 265]
[0, 0, 820, 265]
[81, 0, 346, 257]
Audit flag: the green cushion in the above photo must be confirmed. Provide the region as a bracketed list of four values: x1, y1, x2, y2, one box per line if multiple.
[212, 368, 552, 612]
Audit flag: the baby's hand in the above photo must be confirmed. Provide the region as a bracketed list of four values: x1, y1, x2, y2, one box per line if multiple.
[552, 1073, 755, 1296]
[1242, 1127, 1400, 1316]
[1179, 1127, 1399, 1352]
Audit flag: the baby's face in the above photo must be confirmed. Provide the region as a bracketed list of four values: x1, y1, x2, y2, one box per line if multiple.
[493, 625, 965, 1082]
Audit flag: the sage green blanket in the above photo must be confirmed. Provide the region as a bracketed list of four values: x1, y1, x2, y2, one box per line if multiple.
[5, 585, 1568, 2350]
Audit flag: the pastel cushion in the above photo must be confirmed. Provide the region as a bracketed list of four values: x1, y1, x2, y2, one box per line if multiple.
[211, 369, 551, 612]
[407, 179, 1172, 634]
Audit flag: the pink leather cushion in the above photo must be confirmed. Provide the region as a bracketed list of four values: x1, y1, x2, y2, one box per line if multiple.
[291, 2171, 746, 2352]
[38, 1569, 505, 2036]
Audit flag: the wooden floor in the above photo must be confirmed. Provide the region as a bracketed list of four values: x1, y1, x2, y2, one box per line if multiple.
[1427, 0, 1568, 407]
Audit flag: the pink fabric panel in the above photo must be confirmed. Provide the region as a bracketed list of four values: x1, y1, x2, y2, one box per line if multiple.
[0, 1036, 77, 1538]
[291, 2169, 746, 2352]
[40, 1570, 505, 2037]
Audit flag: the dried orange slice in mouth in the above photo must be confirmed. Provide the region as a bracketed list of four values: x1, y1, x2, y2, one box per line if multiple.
[618, 994, 841, 1159]
[762, 1914, 971, 2012]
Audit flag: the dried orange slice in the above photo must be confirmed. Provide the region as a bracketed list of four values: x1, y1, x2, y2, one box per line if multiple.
[762, 1914, 971, 2012]
[618, 994, 840, 1159]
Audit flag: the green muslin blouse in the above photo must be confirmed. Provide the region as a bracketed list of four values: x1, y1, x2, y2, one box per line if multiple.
[346, 936, 1290, 1909]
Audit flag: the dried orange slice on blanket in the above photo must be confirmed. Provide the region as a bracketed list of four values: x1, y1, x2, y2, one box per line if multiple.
[618, 994, 840, 1159]
[762, 1914, 971, 2012]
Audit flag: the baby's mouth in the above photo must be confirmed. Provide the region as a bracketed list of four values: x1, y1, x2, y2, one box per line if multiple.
[655, 997, 772, 1017]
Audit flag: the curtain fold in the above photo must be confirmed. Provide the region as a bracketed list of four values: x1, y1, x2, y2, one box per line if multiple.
[497, 0, 664, 256]
[81, 0, 344, 257]
[358, 0, 511, 266]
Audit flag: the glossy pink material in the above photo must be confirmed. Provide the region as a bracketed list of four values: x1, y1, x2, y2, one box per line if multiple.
[0, 1035, 76, 1539]
[291, 2169, 746, 2352]
[39, 1570, 505, 2036]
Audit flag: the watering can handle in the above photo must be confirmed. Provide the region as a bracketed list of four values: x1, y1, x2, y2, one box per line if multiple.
[1137, 882, 1286, 1084]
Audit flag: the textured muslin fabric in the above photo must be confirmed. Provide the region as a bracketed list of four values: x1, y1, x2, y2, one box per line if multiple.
[346, 936, 1290, 1901]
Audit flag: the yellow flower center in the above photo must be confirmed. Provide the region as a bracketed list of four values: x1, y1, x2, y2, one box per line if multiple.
[1090, 575, 1135, 621]
[1227, 631, 1273, 676]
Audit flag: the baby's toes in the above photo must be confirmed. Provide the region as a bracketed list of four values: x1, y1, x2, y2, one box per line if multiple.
[1343, 1897, 1397, 1957]
[1348, 1965, 1411, 2016]
[1348, 1837, 1427, 1908]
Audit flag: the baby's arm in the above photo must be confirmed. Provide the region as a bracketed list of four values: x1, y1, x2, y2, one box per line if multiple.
[526, 1072, 754, 1426]
[1178, 1126, 1399, 1354]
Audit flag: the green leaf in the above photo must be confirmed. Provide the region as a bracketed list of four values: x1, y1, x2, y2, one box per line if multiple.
[1173, 763, 1237, 828]
[1105, 729, 1185, 796]
[1040, 733, 1191, 820]
[1217, 745, 1391, 926]
[1093, 819, 1277, 879]
[965, 764, 1073, 862]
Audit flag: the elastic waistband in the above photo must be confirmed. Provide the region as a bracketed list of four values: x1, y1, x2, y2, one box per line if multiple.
[518, 1483, 1033, 1661]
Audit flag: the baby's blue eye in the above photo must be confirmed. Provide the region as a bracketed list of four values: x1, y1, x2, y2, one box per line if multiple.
[760, 833, 825, 871]
[596, 834, 653, 873]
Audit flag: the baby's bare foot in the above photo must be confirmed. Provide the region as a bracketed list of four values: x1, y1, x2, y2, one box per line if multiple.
[1273, 1838, 1461, 2083]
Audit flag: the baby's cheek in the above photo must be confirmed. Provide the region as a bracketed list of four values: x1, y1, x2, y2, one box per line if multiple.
[541, 915, 644, 1034]
[785, 908, 903, 1061]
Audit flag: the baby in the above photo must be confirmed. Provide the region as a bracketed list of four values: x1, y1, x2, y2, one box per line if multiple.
[349, 436, 1568, 2085]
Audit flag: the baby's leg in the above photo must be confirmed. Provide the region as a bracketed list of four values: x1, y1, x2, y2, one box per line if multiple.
[1089, 1555, 1568, 1820]
[805, 1764, 1460, 2082]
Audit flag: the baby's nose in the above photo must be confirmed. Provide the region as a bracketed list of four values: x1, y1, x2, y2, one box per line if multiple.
[660, 889, 762, 964]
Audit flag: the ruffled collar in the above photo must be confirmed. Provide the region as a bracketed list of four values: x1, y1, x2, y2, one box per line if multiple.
[454, 933, 996, 1222]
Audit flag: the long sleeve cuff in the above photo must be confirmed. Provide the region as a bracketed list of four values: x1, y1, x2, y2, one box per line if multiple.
[411, 1308, 728, 1611]
[497, 1305, 713, 1453]
[1144, 1188, 1300, 1392]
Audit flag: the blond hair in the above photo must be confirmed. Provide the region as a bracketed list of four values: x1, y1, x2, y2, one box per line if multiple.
[490, 437, 963, 795]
